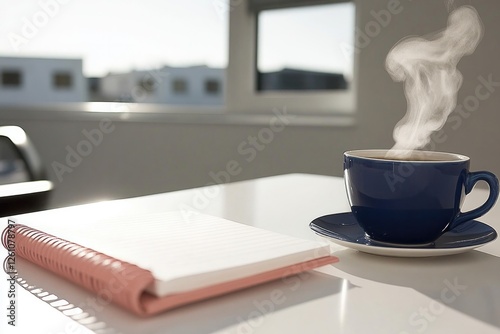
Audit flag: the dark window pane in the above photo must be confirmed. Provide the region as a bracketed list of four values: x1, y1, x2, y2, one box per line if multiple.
[205, 79, 220, 94]
[172, 79, 188, 94]
[53, 72, 73, 89]
[2, 70, 22, 87]
[139, 78, 156, 93]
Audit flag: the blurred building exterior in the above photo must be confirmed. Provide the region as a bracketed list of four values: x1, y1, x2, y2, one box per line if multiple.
[0, 56, 87, 105]
[96, 65, 224, 105]
[0, 56, 348, 106]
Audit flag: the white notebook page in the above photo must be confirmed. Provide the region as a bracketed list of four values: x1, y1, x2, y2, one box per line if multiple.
[14, 210, 331, 297]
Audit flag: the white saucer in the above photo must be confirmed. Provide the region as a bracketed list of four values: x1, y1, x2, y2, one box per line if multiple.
[310, 212, 497, 257]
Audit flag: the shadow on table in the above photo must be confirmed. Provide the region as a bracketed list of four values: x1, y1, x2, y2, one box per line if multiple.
[334, 249, 500, 330]
[16, 257, 350, 334]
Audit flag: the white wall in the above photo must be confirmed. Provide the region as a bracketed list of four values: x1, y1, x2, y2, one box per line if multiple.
[1, 0, 500, 209]
[0, 57, 86, 104]
[100, 66, 223, 105]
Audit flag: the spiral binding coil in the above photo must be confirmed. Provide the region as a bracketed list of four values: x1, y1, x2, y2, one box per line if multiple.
[8, 224, 155, 316]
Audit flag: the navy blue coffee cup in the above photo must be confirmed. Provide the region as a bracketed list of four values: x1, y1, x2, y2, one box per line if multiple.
[344, 149, 499, 245]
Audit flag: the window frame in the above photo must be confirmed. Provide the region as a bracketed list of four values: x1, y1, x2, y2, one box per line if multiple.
[226, 0, 358, 116]
[0, 1, 357, 127]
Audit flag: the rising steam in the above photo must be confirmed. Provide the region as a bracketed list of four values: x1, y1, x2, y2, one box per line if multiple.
[386, 6, 483, 156]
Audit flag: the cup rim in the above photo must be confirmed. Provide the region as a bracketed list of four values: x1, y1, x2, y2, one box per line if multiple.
[344, 149, 469, 163]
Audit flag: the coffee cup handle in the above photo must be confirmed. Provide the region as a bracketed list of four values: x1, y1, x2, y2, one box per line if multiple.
[447, 171, 499, 231]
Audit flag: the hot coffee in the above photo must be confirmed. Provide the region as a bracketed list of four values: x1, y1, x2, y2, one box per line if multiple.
[371, 156, 445, 162]
[354, 150, 465, 162]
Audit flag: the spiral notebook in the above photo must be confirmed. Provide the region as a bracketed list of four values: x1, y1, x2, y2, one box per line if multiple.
[3, 209, 337, 317]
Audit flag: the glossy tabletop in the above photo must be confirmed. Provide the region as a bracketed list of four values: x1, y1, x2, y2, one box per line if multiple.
[1, 173, 499, 334]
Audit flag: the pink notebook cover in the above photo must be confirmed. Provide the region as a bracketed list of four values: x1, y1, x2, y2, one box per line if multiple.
[3, 224, 338, 317]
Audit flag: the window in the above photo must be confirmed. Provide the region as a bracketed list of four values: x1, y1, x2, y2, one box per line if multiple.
[226, 0, 357, 115]
[88, 78, 100, 94]
[53, 72, 73, 89]
[172, 79, 188, 94]
[257, 3, 353, 92]
[0, 0, 227, 106]
[138, 78, 156, 93]
[205, 79, 220, 94]
[1, 70, 22, 87]
[0, 0, 356, 123]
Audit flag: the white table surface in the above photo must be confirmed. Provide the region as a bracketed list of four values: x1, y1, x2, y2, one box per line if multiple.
[1, 173, 499, 334]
